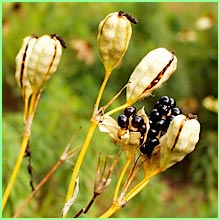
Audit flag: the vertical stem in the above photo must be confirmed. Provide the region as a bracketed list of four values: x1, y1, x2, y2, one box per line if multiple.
[2, 91, 41, 212]
[2, 132, 30, 211]
[63, 71, 112, 217]
[64, 121, 97, 208]
[95, 71, 111, 108]
[113, 157, 132, 200]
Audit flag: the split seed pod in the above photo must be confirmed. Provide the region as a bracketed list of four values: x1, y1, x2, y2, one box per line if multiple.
[99, 107, 149, 158]
[159, 114, 200, 171]
[98, 11, 132, 73]
[126, 48, 177, 104]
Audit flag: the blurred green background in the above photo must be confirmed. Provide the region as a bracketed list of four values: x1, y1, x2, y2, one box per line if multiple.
[2, 2, 218, 218]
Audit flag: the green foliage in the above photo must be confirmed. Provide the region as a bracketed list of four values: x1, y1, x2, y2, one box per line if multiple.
[2, 2, 217, 218]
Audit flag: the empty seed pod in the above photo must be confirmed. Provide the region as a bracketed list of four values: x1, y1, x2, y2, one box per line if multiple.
[26, 34, 63, 90]
[159, 114, 200, 171]
[126, 48, 177, 104]
[15, 35, 38, 98]
[97, 11, 132, 73]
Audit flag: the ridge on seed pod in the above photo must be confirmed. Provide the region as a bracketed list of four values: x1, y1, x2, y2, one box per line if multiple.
[15, 35, 38, 98]
[97, 11, 133, 73]
[126, 48, 177, 105]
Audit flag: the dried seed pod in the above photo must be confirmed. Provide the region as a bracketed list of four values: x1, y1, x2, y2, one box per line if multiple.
[126, 48, 177, 104]
[159, 114, 200, 171]
[99, 107, 149, 158]
[26, 34, 63, 90]
[97, 11, 132, 73]
[15, 35, 38, 97]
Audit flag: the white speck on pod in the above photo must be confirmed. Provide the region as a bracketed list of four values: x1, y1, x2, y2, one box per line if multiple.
[126, 48, 177, 104]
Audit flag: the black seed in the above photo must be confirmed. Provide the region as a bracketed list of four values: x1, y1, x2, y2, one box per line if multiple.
[157, 104, 170, 116]
[140, 138, 159, 158]
[148, 138, 160, 147]
[149, 108, 161, 121]
[139, 123, 147, 135]
[131, 115, 144, 128]
[156, 119, 166, 130]
[167, 115, 176, 122]
[169, 97, 176, 108]
[147, 128, 159, 138]
[124, 106, 136, 118]
[117, 114, 129, 128]
[159, 96, 171, 106]
[171, 107, 181, 116]
[154, 100, 160, 109]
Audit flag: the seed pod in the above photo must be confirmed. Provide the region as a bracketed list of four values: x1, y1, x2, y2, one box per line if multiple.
[97, 12, 132, 73]
[126, 48, 177, 104]
[159, 114, 200, 171]
[15, 35, 38, 97]
[99, 107, 149, 158]
[26, 34, 63, 90]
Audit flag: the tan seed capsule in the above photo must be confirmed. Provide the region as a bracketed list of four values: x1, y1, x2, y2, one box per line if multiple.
[26, 34, 63, 90]
[97, 11, 132, 73]
[126, 48, 177, 104]
[159, 114, 200, 171]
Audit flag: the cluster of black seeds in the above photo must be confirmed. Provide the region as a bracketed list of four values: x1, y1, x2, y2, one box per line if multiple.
[117, 106, 146, 144]
[140, 96, 182, 158]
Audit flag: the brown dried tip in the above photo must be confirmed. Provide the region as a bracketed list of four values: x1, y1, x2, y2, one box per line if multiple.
[118, 11, 138, 24]
[51, 33, 66, 48]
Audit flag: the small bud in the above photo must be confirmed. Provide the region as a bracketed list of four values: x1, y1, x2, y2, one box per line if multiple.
[159, 114, 200, 171]
[97, 11, 132, 73]
[15, 35, 38, 97]
[26, 34, 63, 90]
[126, 48, 177, 104]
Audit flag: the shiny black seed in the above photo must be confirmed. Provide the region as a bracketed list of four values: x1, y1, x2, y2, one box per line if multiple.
[139, 123, 147, 134]
[150, 108, 161, 121]
[156, 119, 166, 130]
[159, 96, 171, 106]
[169, 97, 176, 108]
[167, 115, 176, 122]
[157, 104, 170, 116]
[124, 106, 137, 118]
[147, 128, 159, 138]
[171, 107, 181, 116]
[154, 100, 160, 109]
[117, 114, 129, 128]
[148, 138, 160, 147]
[140, 138, 159, 158]
[131, 115, 144, 128]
